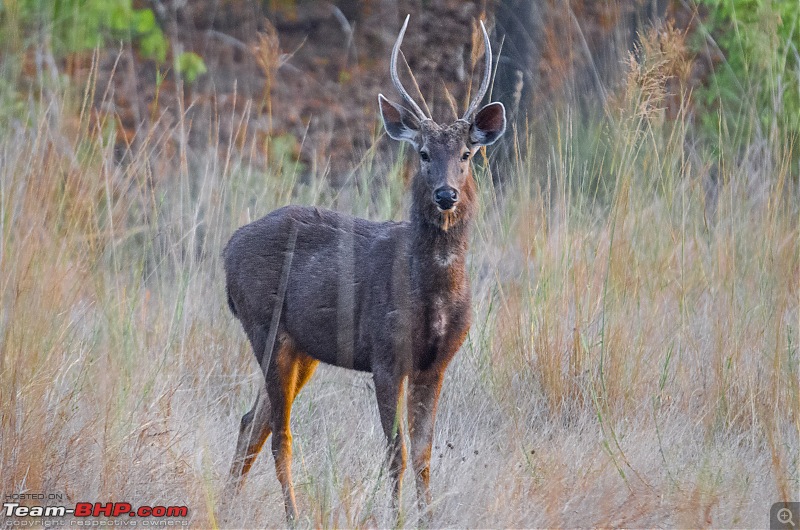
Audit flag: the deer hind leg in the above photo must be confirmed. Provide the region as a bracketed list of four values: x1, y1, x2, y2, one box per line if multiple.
[292, 352, 319, 401]
[265, 338, 317, 522]
[373, 370, 407, 516]
[228, 387, 272, 491]
[408, 373, 444, 521]
[228, 326, 273, 491]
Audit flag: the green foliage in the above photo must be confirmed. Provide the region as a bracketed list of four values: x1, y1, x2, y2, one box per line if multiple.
[174, 51, 207, 83]
[0, 77, 28, 126]
[694, 0, 800, 150]
[268, 133, 306, 176]
[3, 0, 168, 62]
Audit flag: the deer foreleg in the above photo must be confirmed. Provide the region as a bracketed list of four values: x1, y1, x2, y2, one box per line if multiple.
[408, 374, 443, 520]
[373, 370, 407, 515]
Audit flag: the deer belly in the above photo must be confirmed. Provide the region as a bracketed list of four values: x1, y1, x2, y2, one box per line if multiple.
[282, 295, 372, 372]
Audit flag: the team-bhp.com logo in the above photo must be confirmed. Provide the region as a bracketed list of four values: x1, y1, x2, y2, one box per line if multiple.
[3, 496, 189, 527]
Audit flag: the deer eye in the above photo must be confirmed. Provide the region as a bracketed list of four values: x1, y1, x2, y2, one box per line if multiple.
[419, 151, 430, 162]
[461, 151, 470, 161]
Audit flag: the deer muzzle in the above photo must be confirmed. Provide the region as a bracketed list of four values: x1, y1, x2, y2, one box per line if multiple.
[433, 186, 458, 211]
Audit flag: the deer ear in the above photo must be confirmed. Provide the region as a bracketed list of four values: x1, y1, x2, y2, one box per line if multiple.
[470, 102, 506, 146]
[379, 94, 421, 147]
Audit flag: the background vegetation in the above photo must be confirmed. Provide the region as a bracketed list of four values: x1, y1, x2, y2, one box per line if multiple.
[694, 0, 799, 155]
[0, 1, 797, 528]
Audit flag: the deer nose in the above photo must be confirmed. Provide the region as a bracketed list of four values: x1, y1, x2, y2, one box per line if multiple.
[434, 187, 458, 210]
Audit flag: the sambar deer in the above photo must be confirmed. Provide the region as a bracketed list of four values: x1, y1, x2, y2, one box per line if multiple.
[224, 15, 505, 522]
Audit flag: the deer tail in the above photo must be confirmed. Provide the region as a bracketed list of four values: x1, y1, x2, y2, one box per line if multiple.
[226, 285, 238, 317]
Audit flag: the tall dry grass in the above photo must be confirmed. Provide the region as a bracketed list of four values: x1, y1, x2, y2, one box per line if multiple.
[1, 28, 798, 529]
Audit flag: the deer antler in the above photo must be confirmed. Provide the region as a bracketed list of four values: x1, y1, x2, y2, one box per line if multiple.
[462, 20, 493, 121]
[390, 15, 430, 121]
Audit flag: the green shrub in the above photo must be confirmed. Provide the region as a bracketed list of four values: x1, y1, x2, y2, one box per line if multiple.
[694, 0, 799, 153]
[2, 0, 168, 61]
[174, 51, 207, 84]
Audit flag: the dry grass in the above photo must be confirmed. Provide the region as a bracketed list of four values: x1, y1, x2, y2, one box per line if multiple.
[1, 35, 799, 529]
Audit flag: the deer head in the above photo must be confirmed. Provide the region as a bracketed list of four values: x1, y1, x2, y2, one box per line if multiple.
[378, 16, 506, 232]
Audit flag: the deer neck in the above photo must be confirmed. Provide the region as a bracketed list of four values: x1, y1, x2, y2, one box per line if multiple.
[408, 202, 472, 295]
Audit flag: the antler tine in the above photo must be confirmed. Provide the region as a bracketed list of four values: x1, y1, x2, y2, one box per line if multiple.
[462, 20, 493, 120]
[391, 15, 429, 121]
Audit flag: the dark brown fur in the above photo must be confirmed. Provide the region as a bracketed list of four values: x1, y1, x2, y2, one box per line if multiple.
[224, 17, 505, 523]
